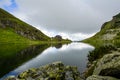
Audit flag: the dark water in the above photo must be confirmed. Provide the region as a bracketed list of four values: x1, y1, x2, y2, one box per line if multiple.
[0, 42, 94, 80]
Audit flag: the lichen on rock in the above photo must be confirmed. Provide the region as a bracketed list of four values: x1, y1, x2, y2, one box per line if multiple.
[93, 52, 120, 79]
[6, 61, 83, 80]
[86, 75, 119, 80]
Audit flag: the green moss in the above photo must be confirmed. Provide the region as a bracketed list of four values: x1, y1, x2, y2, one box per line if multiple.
[85, 61, 97, 78]
[14, 62, 81, 80]
[18, 71, 29, 79]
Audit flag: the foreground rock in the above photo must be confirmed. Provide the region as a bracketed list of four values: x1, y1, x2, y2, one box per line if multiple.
[6, 61, 82, 80]
[86, 75, 119, 80]
[93, 52, 120, 79]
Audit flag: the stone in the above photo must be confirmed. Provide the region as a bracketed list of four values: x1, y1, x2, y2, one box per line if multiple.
[6, 61, 83, 80]
[86, 75, 119, 80]
[93, 52, 120, 79]
[5, 76, 18, 80]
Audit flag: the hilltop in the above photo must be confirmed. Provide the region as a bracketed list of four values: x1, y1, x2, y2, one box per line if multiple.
[0, 8, 50, 43]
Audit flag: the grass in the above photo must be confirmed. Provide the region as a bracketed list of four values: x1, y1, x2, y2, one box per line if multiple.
[0, 28, 48, 44]
[82, 15, 120, 78]
[0, 28, 34, 43]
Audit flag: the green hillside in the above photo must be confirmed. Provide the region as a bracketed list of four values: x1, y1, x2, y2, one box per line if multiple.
[82, 13, 120, 79]
[0, 8, 50, 43]
[83, 13, 120, 47]
[0, 28, 37, 43]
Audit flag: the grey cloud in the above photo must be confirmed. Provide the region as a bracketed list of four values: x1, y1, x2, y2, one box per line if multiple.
[15, 0, 120, 34]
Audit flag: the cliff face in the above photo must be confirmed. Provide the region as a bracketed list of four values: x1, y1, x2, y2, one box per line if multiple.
[0, 8, 50, 41]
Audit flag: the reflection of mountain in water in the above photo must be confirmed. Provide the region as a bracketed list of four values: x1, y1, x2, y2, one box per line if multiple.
[0, 44, 50, 78]
[0, 42, 70, 78]
[53, 43, 69, 49]
[54, 43, 62, 49]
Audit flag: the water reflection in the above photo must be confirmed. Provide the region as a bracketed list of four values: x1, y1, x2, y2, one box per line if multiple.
[1, 42, 94, 79]
[0, 44, 51, 78]
[54, 43, 62, 49]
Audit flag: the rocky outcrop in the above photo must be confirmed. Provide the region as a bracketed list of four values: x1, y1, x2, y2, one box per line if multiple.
[6, 61, 83, 80]
[93, 52, 120, 79]
[86, 75, 119, 80]
[112, 13, 120, 28]
[101, 13, 120, 40]
[84, 48, 120, 80]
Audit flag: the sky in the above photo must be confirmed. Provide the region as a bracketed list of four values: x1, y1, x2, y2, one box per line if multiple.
[0, 0, 120, 40]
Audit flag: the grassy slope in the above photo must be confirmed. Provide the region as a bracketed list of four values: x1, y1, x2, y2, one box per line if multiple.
[0, 8, 50, 41]
[83, 21, 120, 47]
[83, 13, 120, 77]
[0, 26, 71, 44]
[0, 28, 36, 44]
[83, 13, 120, 47]
[0, 8, 71, 43]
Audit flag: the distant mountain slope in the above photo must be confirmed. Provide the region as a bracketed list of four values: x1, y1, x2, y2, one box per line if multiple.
[83, 13, 120, 46]
[0, 8, 50, 42]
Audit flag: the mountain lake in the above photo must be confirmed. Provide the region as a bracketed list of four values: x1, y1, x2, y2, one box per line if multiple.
[0, 42, 94, 80]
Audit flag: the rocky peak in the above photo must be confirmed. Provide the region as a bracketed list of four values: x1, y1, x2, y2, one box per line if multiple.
[111, 13, 120, 28]
[113, 13, 120, 18]
[101, 13, 120, 30]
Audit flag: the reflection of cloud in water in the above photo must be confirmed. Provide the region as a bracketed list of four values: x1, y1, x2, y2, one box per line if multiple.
[43, 43, 94, 53]
[59, 43, 94, 51]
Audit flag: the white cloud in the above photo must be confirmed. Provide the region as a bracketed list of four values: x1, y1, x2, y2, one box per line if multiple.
[15, 0, 104, 33]
[1, 0, 120, 40]
[42, 31, 96, 41]
[69, 33, 96, 41]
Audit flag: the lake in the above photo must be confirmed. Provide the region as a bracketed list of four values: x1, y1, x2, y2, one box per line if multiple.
[0, 42, 94, 80]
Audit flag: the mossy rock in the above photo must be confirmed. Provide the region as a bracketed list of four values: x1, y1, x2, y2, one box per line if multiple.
[10, 61, 83, 80]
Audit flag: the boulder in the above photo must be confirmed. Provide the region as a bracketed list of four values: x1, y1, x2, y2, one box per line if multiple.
[6, 61, 83, 80]
[86, 75, 119, 80]
[93, 52, 120, 78]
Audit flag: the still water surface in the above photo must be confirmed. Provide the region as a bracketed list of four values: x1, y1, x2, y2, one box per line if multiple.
[1, 42, 94, 79]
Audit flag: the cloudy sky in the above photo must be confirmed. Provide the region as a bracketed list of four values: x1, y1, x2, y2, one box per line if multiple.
[0, 0, 120, 40]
